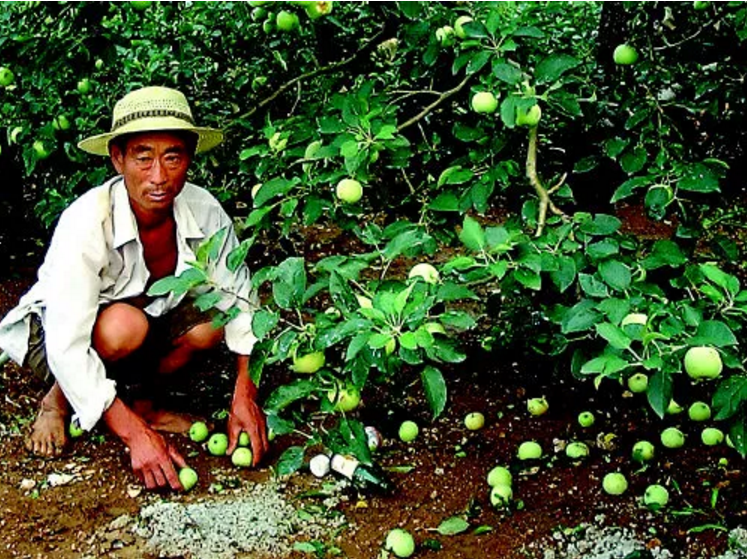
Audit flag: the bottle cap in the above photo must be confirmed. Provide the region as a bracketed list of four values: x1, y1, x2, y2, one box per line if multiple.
[309, 454, 331, 478]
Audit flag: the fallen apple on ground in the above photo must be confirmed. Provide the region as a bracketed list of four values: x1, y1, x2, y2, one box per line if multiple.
[399, 420, 419, 443]
[517, 441, 542, 460]
[643, 484, 669, 510]
[577, 411, 595, 428]
[179, 467, 198, 491]
[385, 528, 415, 558]
[208, 433, 229, 456]
[527, 397, 549, 416]
[627, 372, 649, 394]
[565, 441, 590, 460]
[487, 466, 512, 488]
[238, 432, 250, 447]
[189, 421, 209, 443]
[688, 401, 712, 422]
[602, 472, 628, 495]
[464, 412, 485, 431]
[68, 421, 84, 439]
[231, 447, 253, 467]
[490, 483, 513, 507]
[661, 427, 685, 449]
[632, 440, 655, 463]
[701, 427, 724, 446]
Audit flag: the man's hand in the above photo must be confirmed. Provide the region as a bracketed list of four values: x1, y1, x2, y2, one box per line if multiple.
[103, 398, 187, 490]
[226, 355, 269, 465]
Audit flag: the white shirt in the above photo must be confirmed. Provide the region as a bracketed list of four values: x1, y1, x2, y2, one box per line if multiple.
[0, 176, 258, 431]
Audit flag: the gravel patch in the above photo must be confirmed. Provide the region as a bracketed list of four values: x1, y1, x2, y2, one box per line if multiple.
[131, 479, 346, 559]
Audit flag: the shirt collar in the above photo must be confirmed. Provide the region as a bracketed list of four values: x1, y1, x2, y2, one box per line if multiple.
[110, 178, 205, 248]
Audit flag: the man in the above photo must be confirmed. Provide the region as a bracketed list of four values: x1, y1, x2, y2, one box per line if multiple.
[0, 86, 268, 491]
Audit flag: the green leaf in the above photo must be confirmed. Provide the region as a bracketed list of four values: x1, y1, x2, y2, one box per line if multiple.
[265, 379, 317, 413]
[492, 61, 523, 85]
[599, 260, 632, 292]
[467, 51, 492, 75]
[429, 192, 460, 212]
[712, 375, 747, 421]
[227, 237, 254, 272]
[679, 162, 721, 193]
[194, 291, 222, 312]
[459, 216, 486, 252]
[438, 165, 474, 187]
[579, 273, 609, 298]
[595, 322, 631, 350]
[580, 353, 630, 375]
[561, 300, 600, 333]
[578, 214, 622, 236]
[620, 146, 648, 174]
[647, 370, 673, 419]
[610, 177, 650, 203]
[435, 517, 470, 536]
[641, 240, 687, 270]
[252, 310, 279, 340]
[690, 320, 738, 347]
[276, 446, 306, 477]
[514, 268, 541, 290]
[549, 255, 577, 293]
[422, 365, 447, 419]
[534, 53, 580, 84]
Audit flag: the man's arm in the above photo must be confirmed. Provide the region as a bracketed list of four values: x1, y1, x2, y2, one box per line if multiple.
[103, 397, 187, 490]
[226, 354, 269, 465]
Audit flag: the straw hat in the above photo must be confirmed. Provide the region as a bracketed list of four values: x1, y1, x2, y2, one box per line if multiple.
[78, 86, 224, 156]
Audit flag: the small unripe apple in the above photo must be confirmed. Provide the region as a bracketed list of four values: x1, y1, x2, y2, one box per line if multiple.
[602, 472, 628, 495]
[471, 91, 498, 114]
[464, 412, 485, 431]
[435, 25, 455, 47]
[527, 397, 549, 416]
[276, 10, 299, 31]
[408, 262, 440, 284]
[238, 432, 250, 447]
[68, 421, 84, 438]
[693, 0, 709, 9]
[208, 433, 229, 456]
[385, 528, 415, 558]
[578, 411, 595, 428]
[328, 383, 361, 412]
[565, 441, 590, 460]
[335, 178, 363, 203]
[613, 44, 638, 65]
[305, 1, 333, 19]
[189, 421, 210, 443]
[487, 466, 512, 487]
[490, 483, 513, 507]
[643, 484, 669, 510]
[231, 447, 254, 467]
[517, 441, 542, 460]
[632, 440, 655, 463]
[292, 351, 325, 374]
[0, 66, 15, 87]
[32, 140, 51, 160]
[660, 427, 685, 449]
[684, 346, 723, 380]
[701, 427, 724, 446]
[688, 401, 712, 422]
[53, 115, 71, 132]
[627, 373, 649, 394]
[77, 78, 92, 94]
[454, 15, 473, 39]
[666, 399, 683, 415]
[179, 467, 198, 491]
[399, 420, 419, 443]
[515, 104, 541, 127]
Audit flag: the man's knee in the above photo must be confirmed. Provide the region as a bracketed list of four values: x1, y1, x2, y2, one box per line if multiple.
[92, 303, 149, 361]
[176, 322, 224, 352]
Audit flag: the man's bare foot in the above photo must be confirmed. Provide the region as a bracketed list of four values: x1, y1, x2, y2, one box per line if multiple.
[26, 402, 68, 457]
[132, 400, 193, 433]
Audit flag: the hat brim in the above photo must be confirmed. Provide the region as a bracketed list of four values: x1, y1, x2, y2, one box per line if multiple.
[77, 116, 224, 156]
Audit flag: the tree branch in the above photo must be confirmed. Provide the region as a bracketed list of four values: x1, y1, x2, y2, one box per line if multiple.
[526, 126, 566, 237]
[396, 74, 472, 133]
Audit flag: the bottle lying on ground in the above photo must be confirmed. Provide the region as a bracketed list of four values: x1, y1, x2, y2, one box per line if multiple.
[328, 454, 393, 492]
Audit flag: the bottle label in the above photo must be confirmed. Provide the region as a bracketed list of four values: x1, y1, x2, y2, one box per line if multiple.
[330, 454, 358, 480]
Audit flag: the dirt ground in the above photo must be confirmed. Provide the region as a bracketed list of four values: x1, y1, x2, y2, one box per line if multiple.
[0, 220, 745, 559]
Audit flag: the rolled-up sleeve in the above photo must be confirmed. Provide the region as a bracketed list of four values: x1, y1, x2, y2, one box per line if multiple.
[43, 203, 117, 431]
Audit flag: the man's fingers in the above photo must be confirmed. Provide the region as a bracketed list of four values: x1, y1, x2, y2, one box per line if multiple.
[168, 444, 188, 470]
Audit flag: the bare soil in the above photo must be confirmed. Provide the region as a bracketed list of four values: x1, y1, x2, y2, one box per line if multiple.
[0, 213, 745, 559]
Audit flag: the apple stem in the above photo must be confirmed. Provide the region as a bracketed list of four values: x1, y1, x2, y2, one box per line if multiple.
[526, 126, 567, 237]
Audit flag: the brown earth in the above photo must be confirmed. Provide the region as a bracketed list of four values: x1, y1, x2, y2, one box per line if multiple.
[0, 211, 745, 559]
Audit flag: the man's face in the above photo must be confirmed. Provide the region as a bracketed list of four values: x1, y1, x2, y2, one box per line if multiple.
[110, 132, 192, 217]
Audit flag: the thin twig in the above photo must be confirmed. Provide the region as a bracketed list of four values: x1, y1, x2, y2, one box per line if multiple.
[397, 74, 472, 132]
[526, 127, 566, 237]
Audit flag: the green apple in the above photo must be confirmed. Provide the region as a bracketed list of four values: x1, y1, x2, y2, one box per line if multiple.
[130, 0, 152, 10]
[262, 19, 274, 33]
[238, 432, 250, 447]
[385, 528, 415, 558]
[231, 447, 254, 467]
[32, 140, 51, 159]
[701, 427, 724, 446]
[578, 411, 595, 428]
[408, 263, 440, 284]
[454, 15, 473, 39]
[251, 6, 267, 21]
[435, 25, 455, 47]
[398, 420, 419, 443]
[660, 427, 685, 449]
[77, 78, 92, 94]
[666, 399, 683, 415]
[53, 115, 71, 131]
[487, 466, 512, 487]
[684, 346, 723, 380]
[335, 178, 363, 203]
[207, 433, 229, 456]
[632, 440, 655, 463]
[527, 397, 549, 416]
[627, 372, 649, 394]
[688, 401, 712, 422]
[292, 351, 325, 374]
[515, 104, 541, 127]
[490, 483, 513, 507]
[0, 66, 15, 87]
[602, 472, 628, 495]
[328, 383, 361, 412]
[95, 58, 105, 70]
[471, 91, 498, 114]
[613, 44, 639, 65]
[517, 441, 542, 460]
[644, 484, 669, 510]
[693, 0, 709, 9]
[464, 412, 485, 431]
[189, 421, 209, 443]
[179, 467, 198, 491]
[276, 10, 299, 31]
[305, 1, 333, 19]
[565, 441, 590, 460]
[68, 421, 84, 438]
